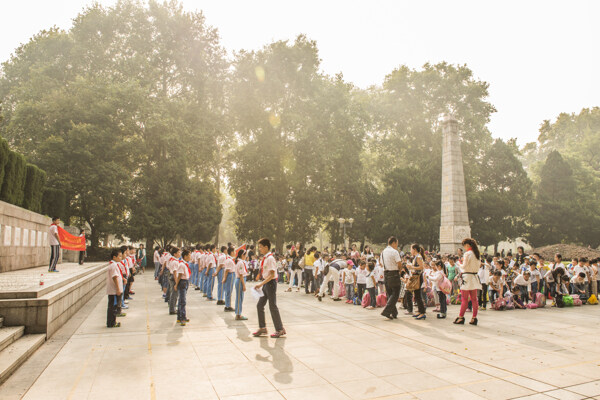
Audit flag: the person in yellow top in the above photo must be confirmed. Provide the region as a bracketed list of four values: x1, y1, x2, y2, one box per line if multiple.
[303, 246, 317, 294]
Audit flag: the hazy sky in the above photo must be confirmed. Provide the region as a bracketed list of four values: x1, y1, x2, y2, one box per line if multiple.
[1, 0, 598, 145]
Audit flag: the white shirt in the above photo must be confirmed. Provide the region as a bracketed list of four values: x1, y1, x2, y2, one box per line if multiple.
[429, 270, 444, 291]
[366, 270, 376, 289]
[106, 261, 123, 295]
[153, 250, 160, 263]
[314, 259, 326, 274]
[380, 246, 401, 271]
[49, 224, 59, 246]
[261, 253, 277, 277]
[167, 257, 179, 273]
[573, 265, 588, 282]
[235, 260, 248, 278]
[343, 268, 356, 284]
[478, 263, 490, 284]
[217, 253, 226, 268]
[513, 274, 531, 290]
[356, 267, 368, 284]
[176, 260, 190, 280]
[224, 257, 235, 273]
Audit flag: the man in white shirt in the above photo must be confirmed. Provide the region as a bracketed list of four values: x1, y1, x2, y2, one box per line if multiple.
[48, 217, 61, 273]
[317, 253, 344, 301]
[380, 236, 402, 319]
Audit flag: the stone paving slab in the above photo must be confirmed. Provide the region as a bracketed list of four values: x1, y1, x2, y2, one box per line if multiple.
[0, 263, 104, 294]
[5, 272, 600, 400]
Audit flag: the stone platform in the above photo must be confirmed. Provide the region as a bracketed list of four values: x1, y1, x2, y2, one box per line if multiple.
[2, 272, 599, 400]
[0, 262, 107, 337]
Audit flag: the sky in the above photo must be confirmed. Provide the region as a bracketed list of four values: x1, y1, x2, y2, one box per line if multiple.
[1, 0, 598, 146]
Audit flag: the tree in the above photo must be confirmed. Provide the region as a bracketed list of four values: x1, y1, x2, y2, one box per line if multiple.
[529, 151, 578, 246]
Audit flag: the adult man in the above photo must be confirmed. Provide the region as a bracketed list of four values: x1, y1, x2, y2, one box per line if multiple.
[380, 236, 402, 320]
[317, 252, 344, 301]
[48, 217, 61, 272]
[253, 238, 286, 338]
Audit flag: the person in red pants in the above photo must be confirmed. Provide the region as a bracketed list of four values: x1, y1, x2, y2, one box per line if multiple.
[454, 238, 482, 326]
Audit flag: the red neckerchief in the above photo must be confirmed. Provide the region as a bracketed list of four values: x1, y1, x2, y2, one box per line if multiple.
[183, 260, 190, 277]
[260, 252, 272, 275]
[111, 260, 123, 279]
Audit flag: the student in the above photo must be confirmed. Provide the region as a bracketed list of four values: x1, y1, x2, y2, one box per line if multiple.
[286, 250, 302, 292]
[313, 252, 325, 293]
[168, 247, 181, 315]
[447, 257, 458, 295]
[554, 275, 570, 308]
[356, 260, 368, 301]
[204, 244, 217, 300]
[513, 271, 532, 305]
[529, 261, 542, 298]
[343, 261, 356, 303]
[590, 258, 599, 299]
[478, 257, 491, 310]
[365, 261, 378, 309]
[222, 247, 236, 312]
[48, 217, 61, 273]
[153, 246, 161, 280]
[118, 245, 130, 309]
[175, 249, 191, 325]
[253, 238, 286, 338]
[570, 272, 588, 301]
[512, 287, 526, 309]
[107, 249, 124, 328]
[214, 246, 227, 305]
[234, 248, 249, 320]
[78, 229, 86, 265]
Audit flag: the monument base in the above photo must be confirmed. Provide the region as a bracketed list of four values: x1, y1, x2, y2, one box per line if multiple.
[440, 224, 471, 255]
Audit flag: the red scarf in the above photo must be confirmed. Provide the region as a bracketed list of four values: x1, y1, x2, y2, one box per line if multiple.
[260, 252, 272, 276]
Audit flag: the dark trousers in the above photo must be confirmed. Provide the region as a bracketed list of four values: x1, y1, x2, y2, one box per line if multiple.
[357, 283, 366, 300]
[49, 245, 60, 271]
[124, 274, 133, 299]
[403, 289, 413, 312]
[168, 274, 178, 313]
[304, 269, 315, 293]
[478, 283, 488, 307]
[177, 280, 188, 321]
[79, 250, 85, 265]
[367, 287, 377, 307]
[556, 294, 564, 308]
[383, 270, 401, 317]
[437, 290, 447, 314]
[408, 274, 426, 314]
[257, 280, 283, 331]
[489, 289, 500, 303]
[107, 295, 119, 327]
[519, 285, 529, 304]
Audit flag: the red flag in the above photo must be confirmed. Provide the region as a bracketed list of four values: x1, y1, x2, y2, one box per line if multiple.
[235, 244, 247, 254]
[57, 226, 86, 251]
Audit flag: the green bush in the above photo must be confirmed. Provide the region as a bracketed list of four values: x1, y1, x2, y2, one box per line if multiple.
[0, 150, 27, 206]
[0, 137, 9, 189]
[22, 164, 47, 213]
[42, 187, 66, 219]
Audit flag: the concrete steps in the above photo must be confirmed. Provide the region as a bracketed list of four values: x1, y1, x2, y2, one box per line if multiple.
[0, 325, 45, 385]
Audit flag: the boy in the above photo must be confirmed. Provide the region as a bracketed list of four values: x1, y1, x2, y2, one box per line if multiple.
[570, 272, 588, 302]
[107, 249, 123, 328]
[555, 275, 570, 308]
[513, 271, 531, 304]
[175, 249, 191, 325]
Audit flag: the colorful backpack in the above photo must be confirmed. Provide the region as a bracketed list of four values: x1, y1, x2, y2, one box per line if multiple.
[493, 298, 506, 311]
[588, 294, 598, 305]
[563, 295, 574, 307]
[353, 295, 361, 305]
[376, 293, 387, 307]
[526, 303, 538, 309]
[426, 289, 436, 307]
[439, 277, 452, 295]
[573, 298, 583, 306]
[362, 292, 371, 307]
[450, 294, 461, 305]
[534, 293, 546, 308]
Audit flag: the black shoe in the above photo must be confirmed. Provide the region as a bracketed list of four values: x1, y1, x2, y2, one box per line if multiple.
[224, 307, 234, 312]
[453, 317, 465, 324]
[318, 296, 322, 302]
[216, 300, 225, 305]
[381, 312, 393, 320]
[469, 318, 478, 326]
[169, 312, 176, 315]
[195, 287, 201, 291]
[437, 313, 446, 319]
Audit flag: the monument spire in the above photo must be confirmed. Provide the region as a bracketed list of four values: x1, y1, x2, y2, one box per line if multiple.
[439, 114, 471, 254]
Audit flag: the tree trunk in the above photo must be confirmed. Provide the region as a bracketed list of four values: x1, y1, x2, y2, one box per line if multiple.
[214, 168, 221, 245]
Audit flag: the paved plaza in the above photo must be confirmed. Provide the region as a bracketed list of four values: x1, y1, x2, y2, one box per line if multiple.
[1, 272, 600, 400]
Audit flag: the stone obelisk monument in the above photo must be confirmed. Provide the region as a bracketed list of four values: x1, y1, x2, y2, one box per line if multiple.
[439, 114, 471, 254]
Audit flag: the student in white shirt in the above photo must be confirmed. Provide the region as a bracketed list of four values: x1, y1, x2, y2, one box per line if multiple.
[365, 261, 378, 309]
[343, 262, 356, 303]
[234, 249, 249, 320]
[174, 249, 191, 325]
[168, 247, 182, 315]
[222, 247, 236, 312]
[513, 271, 531, 304]
[153, 247, 161, 280]
[106, 249, 124, 328]
[253, 238, 285, 338]
[478, 259, 491, 310]
[356, 260, 368, 301]
[215, 246, 227, 305]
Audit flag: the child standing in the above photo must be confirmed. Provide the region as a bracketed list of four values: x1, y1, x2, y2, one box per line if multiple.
[366, 261, 377, 309]
[175, 249, 191, 326]
[430, 260, 447, 319]
[343, 262, 356, 303]
[222, 247, 236, 312]
[356, 260, 368, 301]
[106, 249, 123, 328]
[234, 249, 248, 320]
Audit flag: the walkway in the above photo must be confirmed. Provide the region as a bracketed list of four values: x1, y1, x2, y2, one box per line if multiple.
[3, 272, 600, 399]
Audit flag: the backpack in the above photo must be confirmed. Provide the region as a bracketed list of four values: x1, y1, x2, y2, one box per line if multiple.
[362, 292, 371, 307]
[526, 303, 538, 309]
[426, 289, 436, 307]
[353, 295, 361, 305]
[339, 282, 346, 297]
[450, 294, 461, 305]
[573, 298, 583, 306]
[376, 293, 387, 307]
[493, 298, 506, 311]
[439, 277, 452, 295]
[563, 295, 574, 307]
[534, 293, 546, 308]
[587, 294, 598, 305]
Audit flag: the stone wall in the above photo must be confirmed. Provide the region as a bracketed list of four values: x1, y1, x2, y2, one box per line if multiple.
[0, 200, 52, 273]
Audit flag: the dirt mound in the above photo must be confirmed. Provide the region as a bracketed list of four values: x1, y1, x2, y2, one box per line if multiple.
[529, 244, 600, 261]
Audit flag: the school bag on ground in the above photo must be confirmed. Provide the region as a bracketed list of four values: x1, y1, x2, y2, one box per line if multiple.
[362, 292, 371, 307]
[339, 282, 346, 297]
[563, 295, 574, 307]
[588, 294, 598, 305]
[526, 303, 538, 309]
[505, 296, 515, 310]
[573, 298, 583, 306]
[534, 293, 546, 308]
[376, 293, 387, 307]
[492, 298, 506, 311]
[353, 295, 361, 305]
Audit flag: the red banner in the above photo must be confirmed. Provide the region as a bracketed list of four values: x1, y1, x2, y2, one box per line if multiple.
[57, 226, 86, 251]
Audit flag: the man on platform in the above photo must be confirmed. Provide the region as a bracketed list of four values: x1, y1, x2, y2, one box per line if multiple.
[49, 217, 61, 273]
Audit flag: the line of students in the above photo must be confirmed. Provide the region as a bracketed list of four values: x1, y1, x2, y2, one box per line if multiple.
[105, 245, 140, 328]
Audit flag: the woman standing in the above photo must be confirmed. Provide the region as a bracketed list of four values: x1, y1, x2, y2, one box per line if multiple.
[222, 247, 236, 312]
[137, 244, 147, 273]
[408, 244, 427, 320]
[454, 238, 482, 326]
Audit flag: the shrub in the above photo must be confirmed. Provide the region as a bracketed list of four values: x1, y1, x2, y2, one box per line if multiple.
[0, 150, 27, 206]
[0, 137, 9, 188]
[42, 187, 67, 219]
[23, 164, 47, 213]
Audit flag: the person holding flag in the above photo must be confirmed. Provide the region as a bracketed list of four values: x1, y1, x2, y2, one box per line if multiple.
[253, 238, 286, 338]
[48, 217, 61, 272]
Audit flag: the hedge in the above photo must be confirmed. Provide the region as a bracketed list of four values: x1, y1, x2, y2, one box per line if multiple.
[42, 187, 66, 220]
[22, 164, 47, 213]
[0, 150, 27, 206]
[0, 137, 9, 189]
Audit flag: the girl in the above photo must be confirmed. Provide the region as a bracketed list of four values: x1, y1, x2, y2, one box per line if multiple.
[365, 261, 377, 309]
[222, 247, 236, 312]
[234, 248, 248, 320]
[430, 260, 447, 319]
[286, 250, 302, 292]
[343, 262, 356, 303]
[454, 238, 482, 326]
[356, 260, 368, 301]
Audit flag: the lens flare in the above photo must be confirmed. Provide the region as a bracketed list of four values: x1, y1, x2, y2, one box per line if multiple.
[269, 113, 281, 128]
[255, 66, 265, 82]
